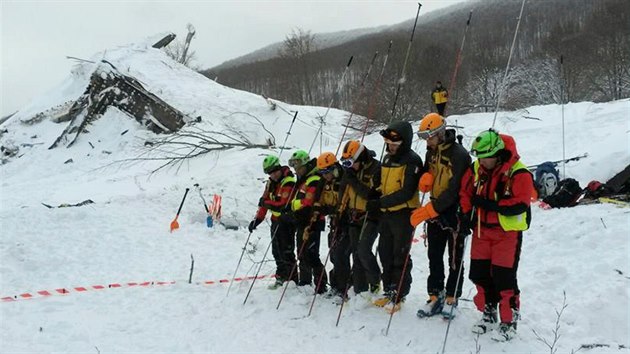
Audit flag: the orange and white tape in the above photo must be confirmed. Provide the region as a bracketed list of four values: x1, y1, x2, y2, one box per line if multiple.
[1, 274, 276, 303]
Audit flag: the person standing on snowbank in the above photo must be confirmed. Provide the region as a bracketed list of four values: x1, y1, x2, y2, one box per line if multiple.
[431, 81, 449, 116]
[250, 155, 298, 289]
[459, 129, 534, 342]
[410, 113, 471, 320]
[369, 121, 424, 313]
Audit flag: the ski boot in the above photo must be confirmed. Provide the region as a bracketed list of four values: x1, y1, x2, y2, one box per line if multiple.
[416, 290, 445, 318]
[441, 296, 458, 320]
[471, 304, 498, 334]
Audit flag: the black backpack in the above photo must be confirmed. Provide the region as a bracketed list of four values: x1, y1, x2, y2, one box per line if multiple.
[542, 178, 583, 208]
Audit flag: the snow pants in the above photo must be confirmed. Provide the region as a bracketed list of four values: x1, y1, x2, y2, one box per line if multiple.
[296, 221, 327, 292]
[469, 226, 522, 324]
[426, 220, 465, 298]
[378, 209, 414, 299]
[270, 219, 297, 282]
[328, 226, 351, 294]
[349, 217, 381, 294]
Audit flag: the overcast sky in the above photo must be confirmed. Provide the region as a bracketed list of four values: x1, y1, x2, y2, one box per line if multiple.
[1, 0, 466, 116]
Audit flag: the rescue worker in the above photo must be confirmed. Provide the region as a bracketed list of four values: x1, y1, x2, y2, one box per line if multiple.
[249, 155, 297, 288]
[288, 150, 328, 294]
[339, 140, 382, 300]
[459, 129, 534, 342]
[431, 81, 449, 116]
[410, 113, 471, 319]
[369, 122, 424, 313]
[314, 152, 348, 303]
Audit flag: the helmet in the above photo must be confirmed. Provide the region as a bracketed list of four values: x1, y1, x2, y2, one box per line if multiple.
[340, 140, 365, 168]
[471, 130, 504, 158]
[317, 152, 337, 171]
[417, 113, 445, 140]
[262, 155, 281, 174]
[288, 150, 309, 169]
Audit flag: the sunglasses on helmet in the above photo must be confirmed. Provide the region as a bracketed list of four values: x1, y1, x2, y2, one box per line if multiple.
[416, 125, 445, 140]
[319, 166, 335, 175]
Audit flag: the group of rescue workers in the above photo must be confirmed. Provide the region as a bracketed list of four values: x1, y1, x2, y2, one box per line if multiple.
[249, 105, 535, 342]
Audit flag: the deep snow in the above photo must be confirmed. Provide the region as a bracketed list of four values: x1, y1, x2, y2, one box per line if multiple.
[1, 41, 629, 353]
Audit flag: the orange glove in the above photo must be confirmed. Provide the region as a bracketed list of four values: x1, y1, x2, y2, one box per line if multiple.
[410, 202, 439, 227]
[418, 172, 434, 193]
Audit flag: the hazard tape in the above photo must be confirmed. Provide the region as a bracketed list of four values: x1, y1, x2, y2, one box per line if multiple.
[1, 274, 276, 303]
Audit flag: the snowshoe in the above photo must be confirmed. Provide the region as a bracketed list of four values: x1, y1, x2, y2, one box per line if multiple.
[416, 291, 445, 318]
[491, 322, 517, 342]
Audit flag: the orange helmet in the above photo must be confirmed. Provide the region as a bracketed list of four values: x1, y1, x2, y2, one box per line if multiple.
[341, 140, 365, 160]
[317, 152, 337, 170]
[417, 113, 445, 139]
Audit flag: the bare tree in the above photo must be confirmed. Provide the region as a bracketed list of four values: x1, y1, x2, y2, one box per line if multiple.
[279, 28, 317, 105]
[163, 24, 198, 68]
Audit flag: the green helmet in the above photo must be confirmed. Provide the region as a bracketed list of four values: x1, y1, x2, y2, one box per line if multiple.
[288, 150, 310, 169]
[262, 155, 281, 174]
[471, 130, 505, 158]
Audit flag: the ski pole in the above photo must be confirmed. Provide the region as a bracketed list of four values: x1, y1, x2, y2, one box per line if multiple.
[226, 230, 255, 297]
[491, 0, 526, 129]
[243, 182, 300, 305]
[445, 10, 473, 116]
[361, 40, 393, 142]
[335, 51, 379, 156]
[278, 111, 299, 159]
[377, 2, 422, 167]
[308, 55, 354, 156]
[169, 188, 189, 232]
[384, 192, 426, 336]
[276, 227, 311, 310]
[439, 218, 472, 354]
[560, 55, 566, 179]
[307, 218, 342, 317]
[335, 211, 370, 327]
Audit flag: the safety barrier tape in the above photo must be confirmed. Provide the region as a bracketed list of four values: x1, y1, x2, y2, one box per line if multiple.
[1, 274, 276, 303]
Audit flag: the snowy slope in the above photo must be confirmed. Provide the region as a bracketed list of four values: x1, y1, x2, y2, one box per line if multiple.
[1, 40, 629, 353]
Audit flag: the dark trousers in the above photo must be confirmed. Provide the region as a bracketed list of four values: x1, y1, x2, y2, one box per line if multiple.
[436, 103, 446, 116]
[349, 218, 380, 293]
[329, 227, 351, 293]
[469, 228, 522, 323]
[296, 223, 327, 291]
[378, 209, 414, 299]
[426, 221, 465, 298]
[270, 219, 297, 282]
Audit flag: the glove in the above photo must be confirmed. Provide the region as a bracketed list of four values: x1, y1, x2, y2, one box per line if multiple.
[257, 197, 265, 207]
[366, 199, 380, 214]
[248, 218, 263, 232]
[418, 172, 434, 193]
[410, 202, 439, 227]
[471, 195, 499, 212]
[459, 212, 473, 236]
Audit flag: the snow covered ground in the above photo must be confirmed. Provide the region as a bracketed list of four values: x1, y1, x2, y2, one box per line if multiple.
[1, 41, 629, 353]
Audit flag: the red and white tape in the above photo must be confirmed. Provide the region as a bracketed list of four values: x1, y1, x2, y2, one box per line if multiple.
[1, 274, 276, 303]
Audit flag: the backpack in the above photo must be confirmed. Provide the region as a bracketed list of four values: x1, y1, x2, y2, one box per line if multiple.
[542, 178, 583, 208]
[534, 162, 560, 199]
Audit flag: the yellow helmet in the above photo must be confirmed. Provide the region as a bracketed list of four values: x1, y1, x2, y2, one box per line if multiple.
[417, 112, 445, 140]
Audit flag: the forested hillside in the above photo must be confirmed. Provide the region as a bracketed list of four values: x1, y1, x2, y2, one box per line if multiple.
[203, 0, 630, 122]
